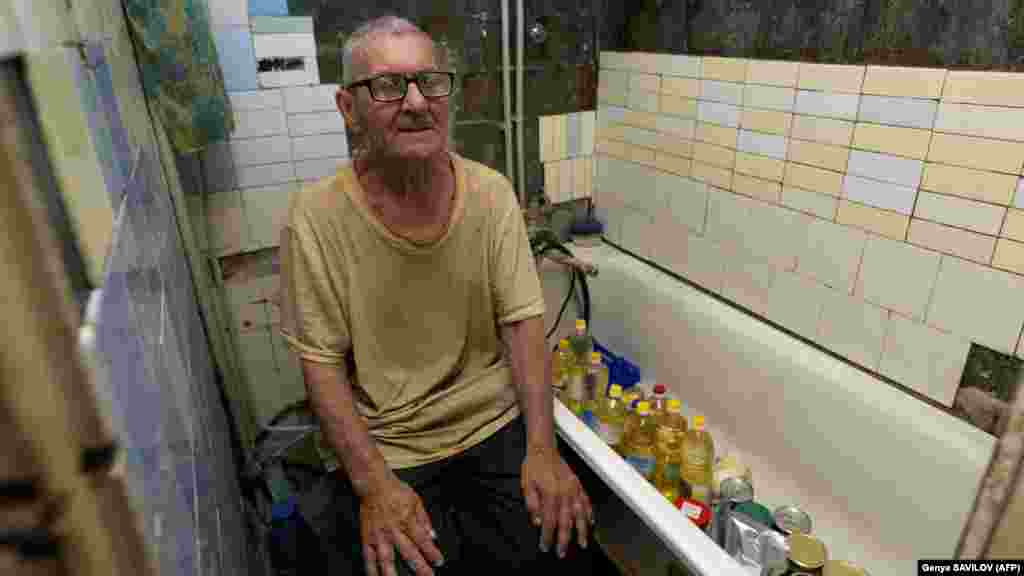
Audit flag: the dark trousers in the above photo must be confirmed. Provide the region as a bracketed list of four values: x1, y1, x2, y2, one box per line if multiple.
[320, 416, 596, 574]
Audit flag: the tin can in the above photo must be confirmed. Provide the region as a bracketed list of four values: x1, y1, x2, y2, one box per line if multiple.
[823, 560, 868, 576]
[757, 529, 789, 575]
[734, 501, 774, 528]
[712, 476, 754, 546]
[773, 505, 812, 536]
[771, 533, 827, 575]
[722, 508, 769, 568]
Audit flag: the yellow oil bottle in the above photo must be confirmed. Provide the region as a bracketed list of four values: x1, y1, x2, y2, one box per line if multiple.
[623, 401, 657, 482]
[620, 390, 641, 455]
[654, 399, 687, 502]
[596, 383, 627, 451]
[565, 364, 585, 418]
[682, 415, 715, 505]
[583, 352, 609, 432]
[552, 339, 572, 402]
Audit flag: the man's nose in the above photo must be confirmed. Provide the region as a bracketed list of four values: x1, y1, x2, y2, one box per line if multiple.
[402, 81, 428, 109]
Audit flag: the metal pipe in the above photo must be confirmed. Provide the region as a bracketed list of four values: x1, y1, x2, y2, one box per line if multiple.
[516, 0, 526, 208]
[501, 0, 514, 188]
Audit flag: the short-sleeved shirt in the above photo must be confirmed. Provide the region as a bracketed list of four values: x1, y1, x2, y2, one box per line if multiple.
[279, 152, 546, 469]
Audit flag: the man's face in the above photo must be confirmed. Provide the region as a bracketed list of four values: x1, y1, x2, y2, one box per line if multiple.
[338, 34, 450, 163]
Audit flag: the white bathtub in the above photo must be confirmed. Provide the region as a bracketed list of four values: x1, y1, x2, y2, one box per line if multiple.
[541, 242, 995, 575]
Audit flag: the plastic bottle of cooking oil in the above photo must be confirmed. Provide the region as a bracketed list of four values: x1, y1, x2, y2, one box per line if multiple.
[552, 339, 572, 402]
[619, 390, 641, 455]
[623, 401, 657, 482]
[569, 319, 593, 367]
[654, 399, 687, 503]
[582, 352, 609, 432]
[596, 383, 627, 450]
[682, 415, 715, 505]
[565, 364, 585, 418]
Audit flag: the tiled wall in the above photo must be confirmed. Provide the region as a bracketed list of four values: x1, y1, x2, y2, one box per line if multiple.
[11, 0, 253, 573]
[593, 52, 1024, 411]
[539, 111, 596, 204]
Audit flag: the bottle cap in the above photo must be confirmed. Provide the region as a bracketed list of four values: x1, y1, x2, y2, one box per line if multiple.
[609, 384, 623, 397]
[271, 496, 296, 521]
[575, 319, 586, 330]
[654, 384, 666, 394]
[590, 351, 602, 364]
[558, 339, 569, 350]
[667, 399, 681, 412]
[694, 415, 705, 429]
[636, 401, 650, 416]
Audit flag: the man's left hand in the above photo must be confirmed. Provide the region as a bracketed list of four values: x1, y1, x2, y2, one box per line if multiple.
[521, 444, 594, 558]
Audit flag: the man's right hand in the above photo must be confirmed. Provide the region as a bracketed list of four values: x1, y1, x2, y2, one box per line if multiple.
[359, 473, 445, 576]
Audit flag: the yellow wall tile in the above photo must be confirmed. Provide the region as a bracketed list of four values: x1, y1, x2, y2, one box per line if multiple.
[852, 123, 932, 160]
[745, 59, 800, 87]
[782, 186, 839, 220]
[599, 123, 628, 143]
[732, 173, 782, 203]
[559, 159, 575, 201]
[621, 52, 652, 72]
[695, 122, 738, 149]
[655, 153, 691, 177]
[735, 152, 786, 182]
[784, 162, 844, 196]
[992, 238, 1024, 275]
[629, 144, 657, 167]
[551, 115, 563, 161]
[691, 161, 733, 189]
[914, 191, 1006, 236]
[630, 73, 661, 93]
[837, 200, 910, 240]
[907, 218, 996, 264]
[920, 163, 1017, 205]
[862, 65, 947, 99]
[654, 132, 693, 158]
[574, 158, 587, 199]
[943, 70, 1024, 108]
[1002, 208, 1024, 242]
[798, 62, 866, 94]
[538, 116, 549, 162]
[740, 109, 793, 136]
[661, 77, 700, 98]
[791, 115, 855, 147]
[692, 141, 736, 169]
[787, 139, 850, 173]
[596, 139, 629, 160]
[544, 162, 560, 202]
[701, 57, 747, 82]
[622, 109, 660, 130]
[927, 133, 1024, 175]
[660, 95, 698, 118]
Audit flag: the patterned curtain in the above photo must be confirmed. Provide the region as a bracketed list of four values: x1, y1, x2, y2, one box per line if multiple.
[122, 0, 234, 152]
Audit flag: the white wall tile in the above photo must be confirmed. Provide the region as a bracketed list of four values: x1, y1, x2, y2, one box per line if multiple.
[559, 159, 574, 202]
[660, 232, 724, 292]
[627, 89, 659, 113]
[599, 52, 629, 70]
[208, 0, 248, 26]
[252, 33, 317, 59]
[230, 135, 291, 166]
[914, 192, 1006, 236]
[700, 80, 743, 105]
[598, 70, 629, 104]
[656, 115, 696, 139]
[768, 270, 830, 338]
[707, 189, 807, 270]
[737, 130, 787, 160]
[790, 115, 855, 147]
[857, 95, 938, 130]
[927, 256, 1024, 354]
[282, 84, 339, 114]
[856, 236, 940, 321]
[742, 85, 796, 112]
[581, 112, 596, 155]
[847, 150, 924, 188]
[619, 208, 655, 258]
[781, 186, 838, 220]
[287, 111, 347, 136]
[794, 90, 860, 120]
[881, 314, 971, 407]
[796, 218, 867, 293]
[663, 54, 701, 77]
[720, 246, 779, 316]
[232, 108, 288, 139]
[237, 162, 296, 188]
[291, 133, 349, 161]
[620, 126, 660, 149]
[295, 158, 344, 182]
[697, 101, 741, 128]
[842, 174, 917, 215]
[228, 89, 284, 111]
[934, 102, 1024, 142]
[659, 174, 708, 234]
[817, 289, 887, 371]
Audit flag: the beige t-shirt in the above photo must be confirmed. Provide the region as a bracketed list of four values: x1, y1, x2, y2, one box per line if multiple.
[279, 152, 545, 469]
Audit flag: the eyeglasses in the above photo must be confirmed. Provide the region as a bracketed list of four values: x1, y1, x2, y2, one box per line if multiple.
[346, 71, 455, 102]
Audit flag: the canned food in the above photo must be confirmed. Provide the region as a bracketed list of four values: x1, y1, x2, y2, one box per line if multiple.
[773, 505, 812, 535]
[823, 560, 868, 576]
[785, 533, 827, 573]
[757, 529, 789, 574]
[723, 508, 769, 568]
[720, 476, 754, 503]
[734, 501, 775, 528]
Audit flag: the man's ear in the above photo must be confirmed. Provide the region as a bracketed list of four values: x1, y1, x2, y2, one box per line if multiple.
[336, 88, 356, 128]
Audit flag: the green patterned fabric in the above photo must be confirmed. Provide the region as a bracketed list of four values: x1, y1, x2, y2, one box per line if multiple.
[122, 0, 234, 152]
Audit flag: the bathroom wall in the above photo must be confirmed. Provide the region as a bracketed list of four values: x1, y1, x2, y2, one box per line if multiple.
[8, 0, 253, 574]
[592, 52, 1024, 420]
[539, 110, 596, 204]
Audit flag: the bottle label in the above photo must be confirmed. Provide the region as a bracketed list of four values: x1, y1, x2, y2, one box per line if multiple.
[626, 455, 655, 478]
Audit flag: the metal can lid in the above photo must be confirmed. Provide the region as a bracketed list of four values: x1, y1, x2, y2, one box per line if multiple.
[558, 339, 570, 349]
[787, 533, 827, 569]
[733, 501, 774, 527]
[774, 505, 813, 535]
[719, 476, 754, 503]
[823, 560, 868, 576]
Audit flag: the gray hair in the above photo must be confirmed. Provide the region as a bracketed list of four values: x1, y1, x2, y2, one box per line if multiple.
[341, 16, 439, 85]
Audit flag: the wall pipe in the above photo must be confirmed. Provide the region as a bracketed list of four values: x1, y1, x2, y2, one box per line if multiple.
[516, 0, 526, 208]
[501, 0, 514, 191]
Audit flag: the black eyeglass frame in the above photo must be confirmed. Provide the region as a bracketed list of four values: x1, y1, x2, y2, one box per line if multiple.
[344, 71, 456, 102]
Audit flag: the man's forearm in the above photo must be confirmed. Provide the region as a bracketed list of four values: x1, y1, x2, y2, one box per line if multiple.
[302, 360, 392, 498]
[501, 315, 556, 452]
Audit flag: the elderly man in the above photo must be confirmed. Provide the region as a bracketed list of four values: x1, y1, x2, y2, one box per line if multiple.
[279, 15, 595, 576]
